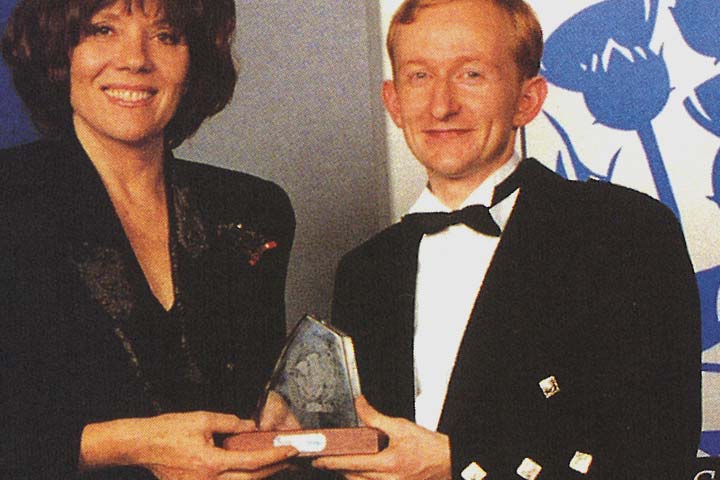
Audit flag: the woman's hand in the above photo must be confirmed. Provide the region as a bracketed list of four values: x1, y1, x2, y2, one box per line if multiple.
[80, 411, 298, 479]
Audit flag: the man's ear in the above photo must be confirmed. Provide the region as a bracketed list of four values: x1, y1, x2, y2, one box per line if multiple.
[382, 79, 404, 128]
[513, 75, 548, 128]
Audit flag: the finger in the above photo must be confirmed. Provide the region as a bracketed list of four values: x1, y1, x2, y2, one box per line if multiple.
[312, 452, 388, 472]
[204, 413, 257, 434]
[355, 396, 393, 433]
[213, 445, 298, 471]
[218, 461, 291, 480]
[340, 470, 386, 480]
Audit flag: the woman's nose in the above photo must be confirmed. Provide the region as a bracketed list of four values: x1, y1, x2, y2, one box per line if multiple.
[115, 31, 153, 73]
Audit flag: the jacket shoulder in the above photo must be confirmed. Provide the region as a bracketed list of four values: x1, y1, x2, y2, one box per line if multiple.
[0, 140, 62, 201]
[524, 158, 678, 228]
[172, 158, 295, 241]
[173, 159, 290, 202]
[337, 221, 405, 270]
[574, 177, 679, 229]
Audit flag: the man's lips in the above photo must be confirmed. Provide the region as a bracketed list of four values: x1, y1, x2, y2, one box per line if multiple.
[423, 128, 473, 139]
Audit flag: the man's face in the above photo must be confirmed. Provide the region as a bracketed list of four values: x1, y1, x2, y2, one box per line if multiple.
[383, 0, 544, 190]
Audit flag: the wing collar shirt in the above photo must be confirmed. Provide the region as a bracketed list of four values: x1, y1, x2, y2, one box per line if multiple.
[411, 153, 521, 431]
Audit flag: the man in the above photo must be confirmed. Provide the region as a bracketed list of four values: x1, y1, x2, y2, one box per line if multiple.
[313, 0, 701, 479]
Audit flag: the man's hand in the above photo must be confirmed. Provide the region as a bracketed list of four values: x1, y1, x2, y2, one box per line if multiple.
[80, 411, 298, 480]
[312, 396, 451, 480]
[258, 391, 302, 431]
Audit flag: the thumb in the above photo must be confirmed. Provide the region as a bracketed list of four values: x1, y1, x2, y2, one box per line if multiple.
[355, 395, 393, 432]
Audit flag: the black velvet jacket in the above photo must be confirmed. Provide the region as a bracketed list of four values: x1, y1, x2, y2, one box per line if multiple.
[0, 136, 295, 479]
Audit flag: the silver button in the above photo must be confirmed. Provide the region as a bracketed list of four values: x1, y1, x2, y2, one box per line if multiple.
[569, 451, 593, 474]
[516, 457, 542, 480]
[539, 375, 560, 399]
[461, 462, 488, 480]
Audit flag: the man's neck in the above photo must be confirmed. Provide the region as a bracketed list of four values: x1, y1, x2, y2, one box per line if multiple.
[427, 155, 518, 210]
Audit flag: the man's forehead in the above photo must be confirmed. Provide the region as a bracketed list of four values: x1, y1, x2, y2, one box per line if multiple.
[395, 0, 513, 35]
[392, 3, 515, 59]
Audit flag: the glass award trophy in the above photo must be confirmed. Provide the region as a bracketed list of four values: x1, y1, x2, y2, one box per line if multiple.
[224, 315, 387, 457]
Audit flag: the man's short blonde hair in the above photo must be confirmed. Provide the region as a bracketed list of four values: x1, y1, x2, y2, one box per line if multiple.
[387, 0, 543, 80]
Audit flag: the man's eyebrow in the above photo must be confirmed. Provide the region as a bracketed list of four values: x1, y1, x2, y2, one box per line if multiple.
[398, 60, 427, 68]
[399, 56, 500, 69]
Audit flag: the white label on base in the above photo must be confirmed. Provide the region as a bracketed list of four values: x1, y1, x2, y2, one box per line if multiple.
[273, 433, 328, 453]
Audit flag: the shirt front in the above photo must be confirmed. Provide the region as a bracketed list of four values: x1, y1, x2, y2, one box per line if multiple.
[411, 154, 521, 431]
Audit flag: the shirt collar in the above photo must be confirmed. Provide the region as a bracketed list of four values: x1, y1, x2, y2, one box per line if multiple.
[409, 152, 521, 213]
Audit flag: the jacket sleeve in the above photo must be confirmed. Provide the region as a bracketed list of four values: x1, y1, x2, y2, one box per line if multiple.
[599, 200, 701, 478]
[0, 228, 88, 479]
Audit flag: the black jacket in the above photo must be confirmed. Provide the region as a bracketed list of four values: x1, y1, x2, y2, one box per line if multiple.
[0, 137, 295, 479]
[332, 159, 701, 479]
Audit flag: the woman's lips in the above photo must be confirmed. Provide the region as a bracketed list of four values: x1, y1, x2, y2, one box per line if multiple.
[102, 86, 157, 105]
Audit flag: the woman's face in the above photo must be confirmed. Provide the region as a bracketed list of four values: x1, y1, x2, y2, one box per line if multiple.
[69, 0, 190, 149]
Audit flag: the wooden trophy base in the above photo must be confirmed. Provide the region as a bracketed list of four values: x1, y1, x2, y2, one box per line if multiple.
[224, 427, 388, 457]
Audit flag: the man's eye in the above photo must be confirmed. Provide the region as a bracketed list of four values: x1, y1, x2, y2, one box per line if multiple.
[411, 72, 428, 80]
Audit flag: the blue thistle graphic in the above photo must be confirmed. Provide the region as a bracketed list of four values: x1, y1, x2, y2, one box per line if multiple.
[698, 266, 720, 352]
[685, 74, 720, 137]
[685, 74, 720, 208]
[711, 149, 720, 208]
[583, 41, 679, 218]
[544, 111, 620, 182]
[584, 43, 671, 131]
[542, 0, 659, 91]
[701, 431, 720, 457]
[699, 265, 720, 459]
[542, 0, 680, 219]
[554, 152, 568, 179]
[670, 0, 720, 63]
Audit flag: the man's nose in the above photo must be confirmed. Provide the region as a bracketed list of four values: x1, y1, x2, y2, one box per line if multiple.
[430, 78, 459, 120]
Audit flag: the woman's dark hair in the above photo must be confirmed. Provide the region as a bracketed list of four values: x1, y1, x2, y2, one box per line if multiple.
[1, 0, 237, 149]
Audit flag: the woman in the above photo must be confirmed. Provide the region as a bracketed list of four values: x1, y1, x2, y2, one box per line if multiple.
[0, 0, 297, 478]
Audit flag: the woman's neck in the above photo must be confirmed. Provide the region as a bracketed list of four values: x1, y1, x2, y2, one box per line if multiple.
[74, 122, 175, 310]
[74, 121, 167, 204]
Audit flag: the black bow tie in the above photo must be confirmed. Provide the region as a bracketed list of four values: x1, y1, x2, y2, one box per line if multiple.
[402, 160, 527, 237]
[402, 204, 501, 236]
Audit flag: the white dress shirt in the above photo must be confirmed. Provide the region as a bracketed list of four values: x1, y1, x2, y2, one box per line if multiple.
[411, 154, 521, 431]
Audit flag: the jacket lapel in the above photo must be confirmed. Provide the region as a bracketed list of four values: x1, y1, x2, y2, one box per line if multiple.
[372, 224, 422, 421]
[438, 160, 578, 433]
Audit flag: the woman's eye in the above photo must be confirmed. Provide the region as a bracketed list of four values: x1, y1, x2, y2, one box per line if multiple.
[157, 31, 182, 45]
[90, 24, 113, 36]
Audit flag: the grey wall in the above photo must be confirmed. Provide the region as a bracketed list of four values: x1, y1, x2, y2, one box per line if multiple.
[178, 1, 390, 327]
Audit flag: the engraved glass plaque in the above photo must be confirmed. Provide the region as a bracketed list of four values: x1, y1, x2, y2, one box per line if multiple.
[224, 315, 386, 457]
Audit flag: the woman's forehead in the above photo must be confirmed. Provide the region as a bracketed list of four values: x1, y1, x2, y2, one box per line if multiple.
[88, 0, 170, 19]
